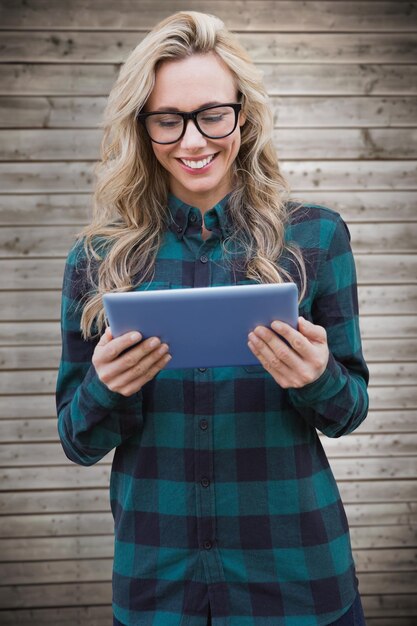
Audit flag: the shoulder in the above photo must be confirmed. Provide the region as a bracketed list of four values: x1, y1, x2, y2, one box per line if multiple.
[285, 200, 350, 250]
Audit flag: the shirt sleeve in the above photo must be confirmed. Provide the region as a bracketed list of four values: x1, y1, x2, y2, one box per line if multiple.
[287, 214, 369, 438]
[56, 241, 143, 466]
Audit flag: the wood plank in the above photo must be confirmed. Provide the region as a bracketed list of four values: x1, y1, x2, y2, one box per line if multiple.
[2, 479, 414, 515]
[0, 453, 414, 490]
[0, 581, 111, 609]
[1, 64, 416, 96]
[355, 410, 417, 433]
[3, 316, 417, 347]
[0, 606, 112, 626]
[366, 615, 416, 626]
[0, 558, 113, 585]
[0, 512, 114, 538]
[6, 526, 416, 563]
[358, 572, 417, 594]
[2, 161, 416, 193]
[325, 520, 404, 549]
[0, 572, 413, 608]
[0, 192, 416, 226]
[321, 433, 417, 458]
[3, 127, 417, 161]
[1, 548, 415, 586]
[0, 437, 416, 469]
[1, 255, 415, 292]
[0, 535, 114, 562]
[1, 222, 416, 257]
[1, 503, 415, 539]
[0, 321, 61, 345]
[363, 594, 417, 617]
[1, 346, 415, 375]
[329, 456, 417, 480]
[0, 525, 412, 563]
[0, 395, 56, 419]
[2, 96, 417, 130]
[0, 463, 112, 491]
[0, 314, 415, 349]
[0, 488, 109, 514]
[0, 285, 414, 322]
[1, 1, 415, 32]
[2, 31, 417, 64]
[0, 193, 91, 225]
[368, 386, 417, 410]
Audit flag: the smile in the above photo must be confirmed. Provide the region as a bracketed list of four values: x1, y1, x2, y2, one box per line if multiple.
[179, 154, 217, 170]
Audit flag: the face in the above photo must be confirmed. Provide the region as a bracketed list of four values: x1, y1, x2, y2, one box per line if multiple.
[144, 52, 245, 211]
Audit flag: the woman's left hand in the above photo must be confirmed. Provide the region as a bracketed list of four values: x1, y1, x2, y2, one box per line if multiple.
[247, 316, 329, 389]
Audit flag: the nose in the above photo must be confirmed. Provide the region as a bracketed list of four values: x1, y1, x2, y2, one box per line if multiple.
[180, 119, 207, 150]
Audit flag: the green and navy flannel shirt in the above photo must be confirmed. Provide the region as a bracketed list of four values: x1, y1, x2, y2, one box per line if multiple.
[56, 194, 369, 626]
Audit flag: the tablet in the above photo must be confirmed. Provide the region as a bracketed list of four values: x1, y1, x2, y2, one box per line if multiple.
[103, 282, 298, 369]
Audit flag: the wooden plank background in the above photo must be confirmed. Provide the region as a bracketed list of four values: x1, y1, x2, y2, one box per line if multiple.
[0, 1, 416, 624]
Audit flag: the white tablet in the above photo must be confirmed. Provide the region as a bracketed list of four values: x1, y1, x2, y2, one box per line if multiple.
[103, 282, 298, 369]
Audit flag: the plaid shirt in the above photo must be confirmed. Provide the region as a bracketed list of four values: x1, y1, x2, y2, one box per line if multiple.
[56, 194, 369, 626]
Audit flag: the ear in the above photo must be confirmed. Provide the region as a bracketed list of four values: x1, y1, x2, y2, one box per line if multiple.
[239, 109, 247, 126]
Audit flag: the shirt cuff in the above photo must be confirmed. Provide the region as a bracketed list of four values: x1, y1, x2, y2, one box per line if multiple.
[288, 353, 346, 406]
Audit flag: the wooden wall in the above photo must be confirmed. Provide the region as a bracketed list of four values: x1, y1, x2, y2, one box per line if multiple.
[0, 1, 416, 624]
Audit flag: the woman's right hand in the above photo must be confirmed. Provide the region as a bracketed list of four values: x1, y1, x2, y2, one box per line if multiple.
[92, 327, 171, 397]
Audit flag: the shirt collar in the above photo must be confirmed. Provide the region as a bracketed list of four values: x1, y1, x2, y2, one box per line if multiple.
[167, 193, 233, 240]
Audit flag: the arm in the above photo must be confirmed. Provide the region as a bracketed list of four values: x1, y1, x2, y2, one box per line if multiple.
[248, 215, 369, 438]
[56, 243, 145, 465]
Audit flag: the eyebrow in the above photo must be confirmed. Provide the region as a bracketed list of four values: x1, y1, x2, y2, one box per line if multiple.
[153, 101, 226, 112]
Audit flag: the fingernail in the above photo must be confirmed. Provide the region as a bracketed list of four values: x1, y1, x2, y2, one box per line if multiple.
[150, 338, 160, 348]
[130, 332, 141, 341]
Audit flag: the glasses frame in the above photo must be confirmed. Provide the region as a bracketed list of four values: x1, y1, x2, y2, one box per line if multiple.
[137, 102, 242, 145]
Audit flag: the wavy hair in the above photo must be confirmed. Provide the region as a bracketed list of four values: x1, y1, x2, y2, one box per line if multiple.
[79, 10, 306, 338]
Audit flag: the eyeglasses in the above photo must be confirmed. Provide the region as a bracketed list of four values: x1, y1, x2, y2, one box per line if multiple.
[137, 103, 242, 145]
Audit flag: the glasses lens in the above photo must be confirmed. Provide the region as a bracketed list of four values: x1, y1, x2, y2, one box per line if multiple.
[196, 106, 236, 138]
[145, 113, 183, 143]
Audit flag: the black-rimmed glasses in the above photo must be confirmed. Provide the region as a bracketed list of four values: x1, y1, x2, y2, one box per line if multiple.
[137, 103, 242, 145]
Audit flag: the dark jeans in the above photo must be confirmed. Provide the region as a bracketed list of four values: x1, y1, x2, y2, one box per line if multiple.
[113, 592, 366, 625]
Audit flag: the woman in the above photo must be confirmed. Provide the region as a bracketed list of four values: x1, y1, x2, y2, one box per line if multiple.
[56, 11, 369, 626]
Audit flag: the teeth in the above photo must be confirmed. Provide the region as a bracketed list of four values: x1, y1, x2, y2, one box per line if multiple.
[181, 155, 215, 169]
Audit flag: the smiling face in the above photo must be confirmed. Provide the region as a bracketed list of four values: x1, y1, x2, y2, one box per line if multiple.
[144, 52, 245, 212]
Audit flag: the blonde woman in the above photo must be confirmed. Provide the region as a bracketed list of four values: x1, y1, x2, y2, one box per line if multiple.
[56, 11, 369, 626]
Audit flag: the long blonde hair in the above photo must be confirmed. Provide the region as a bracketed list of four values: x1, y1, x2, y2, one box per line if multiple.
[79, 10, 306, 338]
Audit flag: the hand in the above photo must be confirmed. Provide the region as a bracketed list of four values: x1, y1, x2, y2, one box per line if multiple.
[247, 316, 329, 389]
[92, 327, 171, 397]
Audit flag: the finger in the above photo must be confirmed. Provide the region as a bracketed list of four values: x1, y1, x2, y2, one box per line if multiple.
[297, 317, 327, 343]
[119, 340, 169, 383]
[97, 325, 113, 347]
[110, 345, 171, 390]
[101, 336, 163, 380]
[101, 330, 143, 363]
[250, 325, 301, 369]
[270, 320, 316, 359]
[118, 353, 172, 396]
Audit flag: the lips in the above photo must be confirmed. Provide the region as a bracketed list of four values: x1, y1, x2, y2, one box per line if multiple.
[178, 153, 217, 170]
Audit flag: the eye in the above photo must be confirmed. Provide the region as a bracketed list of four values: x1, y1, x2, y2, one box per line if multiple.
[150, 114, 182, 128]
[200, 113, 225, 123]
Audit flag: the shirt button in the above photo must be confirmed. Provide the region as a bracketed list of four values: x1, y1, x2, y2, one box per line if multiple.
[176, 226, 183, 233]
[201, 477, 210, 488]
[200, 419, 208, 430]
[200, 255, 208, 263]
[190, 214, 197, 223]
[203, 540, 212, 550]
[198, 367, 207, 373]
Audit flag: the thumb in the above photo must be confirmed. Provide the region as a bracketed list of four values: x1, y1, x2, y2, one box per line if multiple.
[298, 316, 327, 343]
